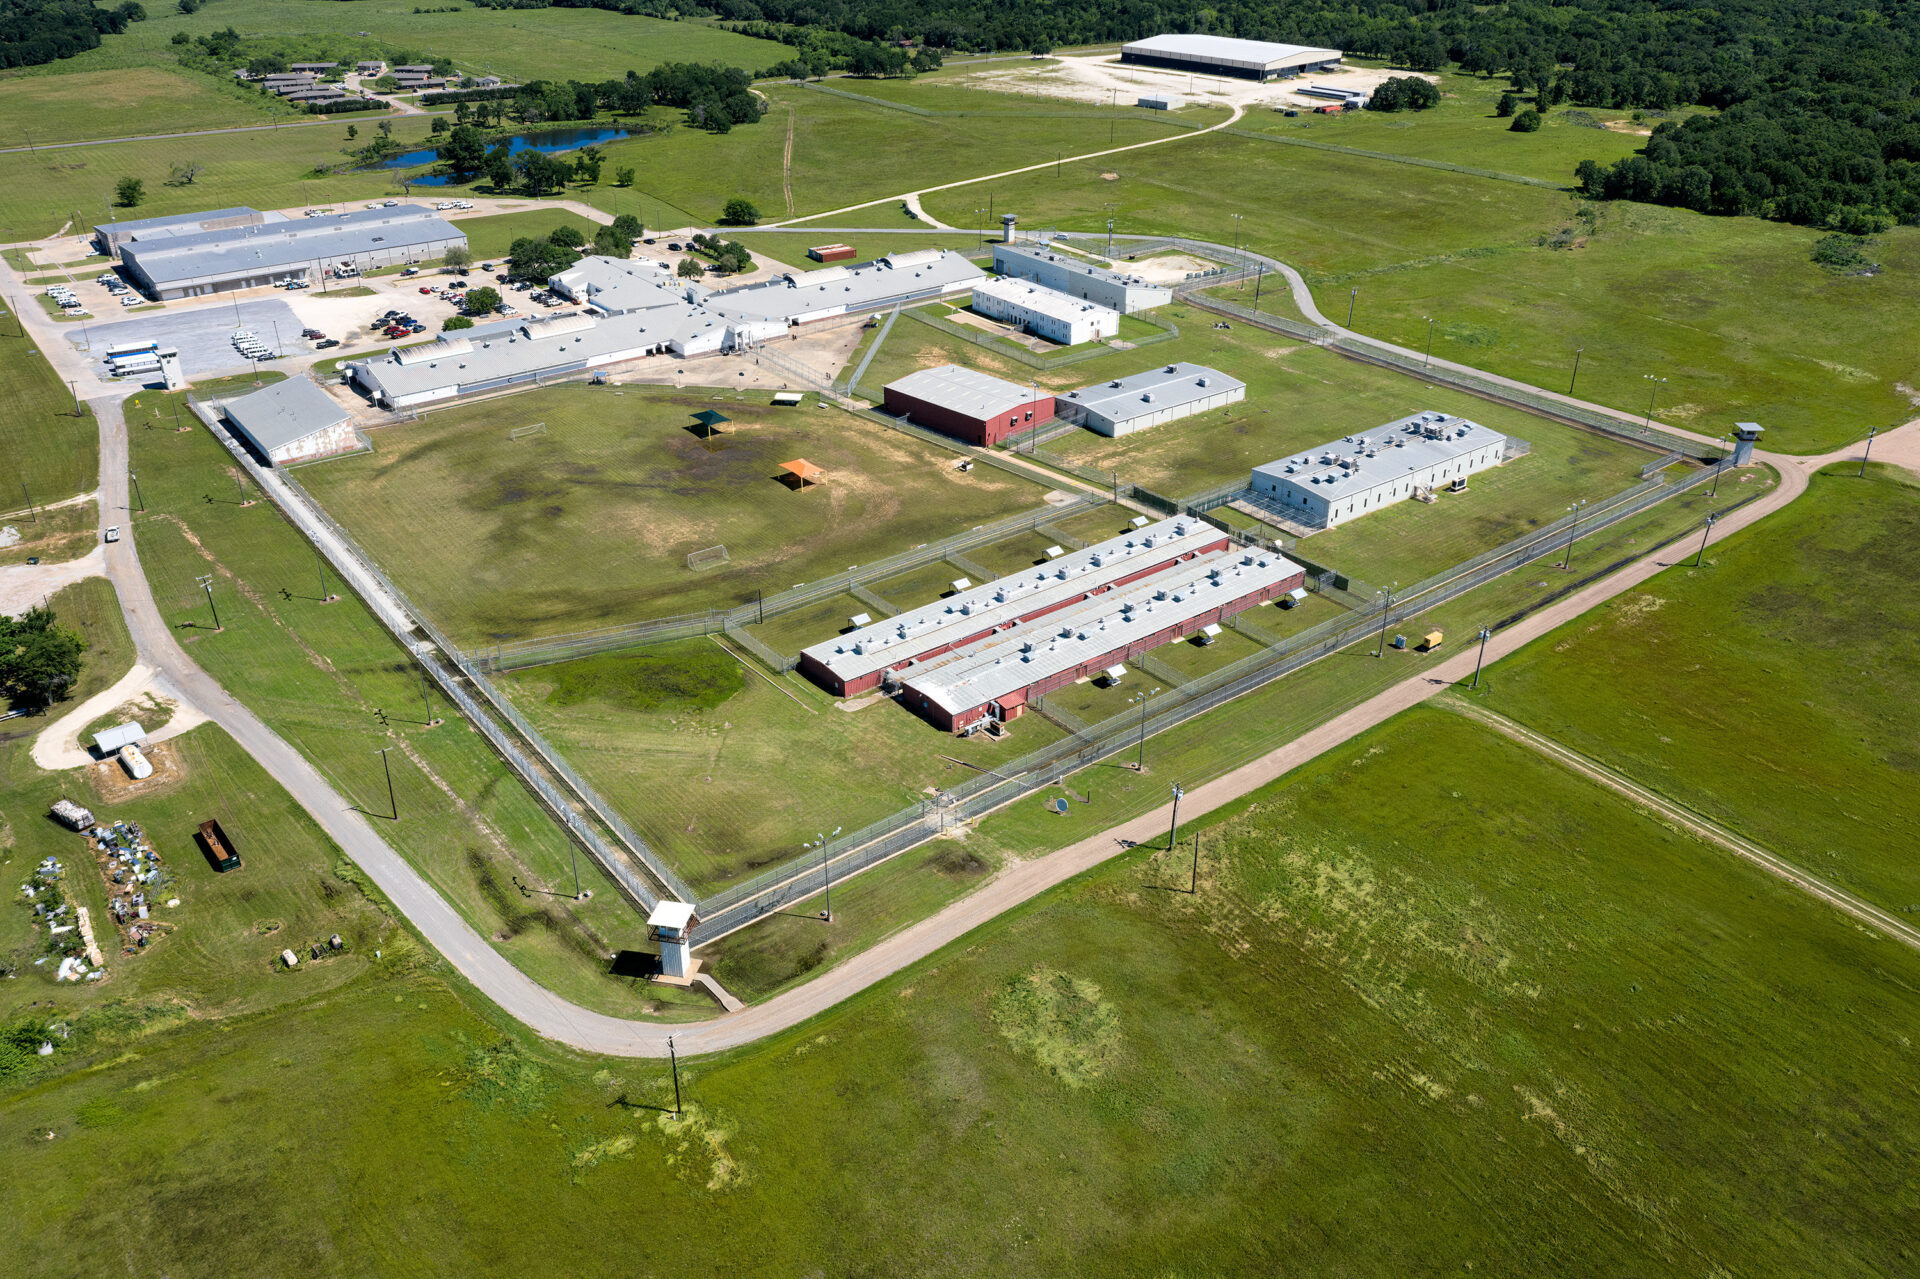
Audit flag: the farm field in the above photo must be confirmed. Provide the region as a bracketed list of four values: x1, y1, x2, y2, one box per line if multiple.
[7, 707, 1918, 1275]
[120, 385, 713, 1017]
[0, 306, 97, 504]
[918, 136, 1920, 453]
[859, 301, 1657, 585]
[1481, 463, 1920, 916]
[11, 1, 789, 86]
[498, 639, 1066, 892]
[0, 725, 390, 1025]
[299, 384, 1056, 645]
[0, 67, 298, 147]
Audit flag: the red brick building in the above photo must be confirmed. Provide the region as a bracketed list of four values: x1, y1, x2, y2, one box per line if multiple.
[882, 364, 1055, 447]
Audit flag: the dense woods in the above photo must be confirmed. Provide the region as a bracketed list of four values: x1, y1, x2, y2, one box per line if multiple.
[1, 0, 144, 68]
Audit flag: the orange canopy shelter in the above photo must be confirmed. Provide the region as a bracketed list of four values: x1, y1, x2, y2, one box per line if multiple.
[779, 458, 825, 490]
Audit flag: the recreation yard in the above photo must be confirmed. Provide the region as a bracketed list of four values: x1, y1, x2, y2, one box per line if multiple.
[6, 703, 1917, 1276]
[298, 384, 1061, 645]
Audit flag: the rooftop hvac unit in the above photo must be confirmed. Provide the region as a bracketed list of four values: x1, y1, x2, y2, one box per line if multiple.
[1165, 365, 1178, 373]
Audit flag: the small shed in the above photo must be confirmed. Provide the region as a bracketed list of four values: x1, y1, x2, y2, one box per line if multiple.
[770, 391, 804, 407]
[807, 244, 857, 263]
[93, 722, 147, 755]
[779, 458, 825, 490]
[1138, 92, 1187, 110]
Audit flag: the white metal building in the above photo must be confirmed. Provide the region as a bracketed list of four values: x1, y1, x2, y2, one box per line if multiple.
[1055, 363, 1246, 437]
[991, 243, 1171, 314]
[221, 376, 360, 465]
[1120, 34, 1343, 81]
[1250, 411, 1512, 529]
[1138, 92, 1186, 110]
[93, 206, 272, 257]
[118, 205, 465, 300]
[971, 277, 1119, 346]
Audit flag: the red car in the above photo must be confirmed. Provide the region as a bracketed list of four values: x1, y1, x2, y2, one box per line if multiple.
[419, 286, 432, 294]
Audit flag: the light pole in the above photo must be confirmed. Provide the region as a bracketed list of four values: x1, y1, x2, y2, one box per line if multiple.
[1229, 212, 1243, 262]
[130, 470, 144, 512]
[1423, 316, 1435, 367]
[1859, 426, 1877, 477]
[1346, 286, 1357, 327]
[421, 671, 435, 726]
[1694, 511, 1716, 567]
[1642, 374, 1667, 428]
[1130, 686, 1162, 771]
[1374, 583, 1398, 657]
[1251, 264, 1265, 310]
[376, 745, 396, 819]
[819, 835, 832, 923]
[1559, 499, 1587, 570]
[667, 1034, 682, 1117]
[1470, 626, 1492, 689]
[1568, 347, 1583, 396]
[195, 574, 220, 630]
[1168, 781, 1184, 853]
[1709, 434, 1729, 497]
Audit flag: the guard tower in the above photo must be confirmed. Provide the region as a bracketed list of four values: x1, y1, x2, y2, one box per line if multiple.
[647, 900, 698, 983]
[1001, 214, 1018, 244]
[1732, 422, 1764, 466]
[158, 349, 187, 391]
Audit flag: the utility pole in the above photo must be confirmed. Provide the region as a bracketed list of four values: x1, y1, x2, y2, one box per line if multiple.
[377, 745, 396, 819]
[130, 470, 145, 512]
[195, 574, 220, 630]
[1559, 499, 1588, 570]
[316, 545, 332, 602]
[1569, 347, 1583, 396]
[668, 1035, 682, 1117]
[1423, 316, 1435, 367]
[1168, 781, 1184, 853]
[1187, 812, 1199, 893]
[421, 671, 435, 726]
[1859, 426, 1877, 477]
[1252, 264, 1265, 310]
[1694, 511, 1716, 568]
[1346, 286, 1357, 327]
[20, 480, 37, 523]
[1470, 627, 1492, 690]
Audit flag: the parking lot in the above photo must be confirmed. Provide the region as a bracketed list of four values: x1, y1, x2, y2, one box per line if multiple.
[68, 299, 305, 380]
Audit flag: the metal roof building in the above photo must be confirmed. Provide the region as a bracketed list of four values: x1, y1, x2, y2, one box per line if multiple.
[93, 206, 271, 257]
[971, 277, 1120, 347]
[548, 256, 697, 316]
[991, 243, 1171, 314]
[799, 516, 1226, 697]
[221, 376, 359, 465]
[881, 363, 1056, 447]
[1120, 33, 1343, 81]
[119, 205, 465, 300]
[1056, 362, 1246, 437]
[1251, 411, 1512, 529]
[703, 249, 984, 336]
[900, 546, 1305, 733]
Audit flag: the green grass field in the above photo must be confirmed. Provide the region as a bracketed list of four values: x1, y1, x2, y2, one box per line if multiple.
[117, 388, 714, 1018]
[450, 209, 605, 261]
[0, 66, 298, 147]
[15, 1, 789, 85]
[299, 384, 1054, 644]
[1480, 463, 1920, 916]
[731, 233, 990, 272]
[7, 704, 1917, 1274]
[0, 313, 97, 504]
[499, 638, 1066, 892]
[44, 577, 134, 708]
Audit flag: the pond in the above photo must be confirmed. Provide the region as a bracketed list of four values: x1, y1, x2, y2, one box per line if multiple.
[369, 126, 630, 185]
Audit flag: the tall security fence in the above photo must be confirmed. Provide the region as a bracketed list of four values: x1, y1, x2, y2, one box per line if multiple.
[692, 459, 1741, 942]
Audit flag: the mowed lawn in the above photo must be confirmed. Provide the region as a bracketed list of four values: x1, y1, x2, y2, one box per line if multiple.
[0, 66, 295, 146]
[499, 639, 1065, 892]
[919, 134, 1920, 453]
[300, 385, 1055, 644]
[1481, 463, 1920, 916]
[8, 709, 1920, 1275]
[450, 209, 606, 261]
[0, 317, 97, 503]
[862, 302, 1657, 584]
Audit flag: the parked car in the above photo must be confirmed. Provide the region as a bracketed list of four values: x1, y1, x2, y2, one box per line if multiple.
[643, 238, 656, 246]
[419, 286, 433, 294]
[104, 526, 119, 543]
[315, 338, 340, 349]
[667, 242, 683, 251]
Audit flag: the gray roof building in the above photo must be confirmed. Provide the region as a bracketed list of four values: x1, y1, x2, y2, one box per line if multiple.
[93, 206, 270, 257]
[1056, 362, 1246, 437]
[992, 243, 1171, 314]
[1251, 411, 1511, 529]
[222, 377, 358, 465]
[884, 365, 1038, 422]
[119, 204, 464, 299]
[1120, 33, 1342, 80]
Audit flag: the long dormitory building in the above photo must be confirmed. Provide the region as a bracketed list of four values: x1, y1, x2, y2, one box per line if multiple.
[108, 205, 465, 300]
[1250, 412, 1513, 529]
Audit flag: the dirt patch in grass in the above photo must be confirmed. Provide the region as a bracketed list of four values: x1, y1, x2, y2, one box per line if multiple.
[991, 965, 1121, 1088]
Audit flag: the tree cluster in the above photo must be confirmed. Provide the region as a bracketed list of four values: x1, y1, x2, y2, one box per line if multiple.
[688, 232, 753, 273]
[2, 0, 145, 69]
[504, 230, 582, 280]
[0, 606, 84, 710]
[1364, 76, 1439, 113]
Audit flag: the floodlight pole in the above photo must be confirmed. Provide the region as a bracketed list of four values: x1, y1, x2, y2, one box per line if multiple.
[1131, 687, 1161, 770]
[1471, 626, 1492, 689]
[1252, 264, 1264, 310]
[1168, 781, 1184, 853]
[316, 545, 330, 601]
[1694, 511, 1716, 568]
[1374, 585, 1396, 657]
[377, 746, 396, 819]
[1859, 426, 1876, 477]
[1643, 374, 1666, 428]
[1346, 287, 1357, 327]
[1569, 347, 1583, 396]
[129, 471, 144, 513]
[1423, 317, 1435, 367]
[667, 1034, 682, 1117]
[1560, 500, 1587, 570]
[196, 574, 220, 630]
[421, 671, 434, 726]
[820, 842, 832, 922]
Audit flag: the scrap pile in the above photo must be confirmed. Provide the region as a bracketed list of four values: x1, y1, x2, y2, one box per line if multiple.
[16, 855, 102, 983]
[93, 819, 174, 953]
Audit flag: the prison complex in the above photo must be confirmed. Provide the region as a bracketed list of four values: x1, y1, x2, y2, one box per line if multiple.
[1251, 412, 1513, 528]
[991, 243, 1172, 314]
[1120, 33, 1343, 81]
[799, 518, 1304, 733]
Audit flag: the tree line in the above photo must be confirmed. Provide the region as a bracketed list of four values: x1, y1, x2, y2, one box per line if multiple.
[1, 0, 144, 69]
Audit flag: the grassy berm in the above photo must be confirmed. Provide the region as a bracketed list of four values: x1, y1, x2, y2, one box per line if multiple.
[4, 704, 1916, 1274]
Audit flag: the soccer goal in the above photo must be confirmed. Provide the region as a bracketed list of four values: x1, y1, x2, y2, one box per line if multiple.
[687, 545, 730, 571]
[509, 421, 547, 441]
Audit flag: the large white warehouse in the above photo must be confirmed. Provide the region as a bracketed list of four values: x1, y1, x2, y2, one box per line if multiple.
[991, 243, 1171, 315]
[1120, 34, 1342, 81]
[1055, 363, 1245, 437]
[1251, 412, 1512, 529]
[117, 205, 465, 300]
[971, 277, 1119, 346]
